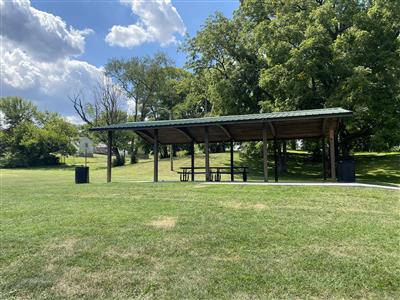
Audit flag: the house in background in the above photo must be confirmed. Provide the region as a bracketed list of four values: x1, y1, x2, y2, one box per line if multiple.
[78, 136, 94, 157]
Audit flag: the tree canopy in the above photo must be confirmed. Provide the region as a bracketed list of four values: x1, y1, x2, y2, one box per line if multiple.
[0, 97, 78, 167]
[184, 0, 400, 151]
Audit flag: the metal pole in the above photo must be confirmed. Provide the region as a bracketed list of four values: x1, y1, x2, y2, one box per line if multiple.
[85, 148, 87, 167]
[107, 131, 112, 183]
[154, 129, 159, 182]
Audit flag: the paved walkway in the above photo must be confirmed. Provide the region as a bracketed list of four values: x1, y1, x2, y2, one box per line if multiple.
[203, 181, 400, 191]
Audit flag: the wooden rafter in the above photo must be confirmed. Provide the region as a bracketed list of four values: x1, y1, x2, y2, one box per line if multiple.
[136, 130, 154, 144]
[321, 118, 327, 136]
[268, 122, 276, 137]
[218, 125, 233, 140]
[176, 127, 196, 143]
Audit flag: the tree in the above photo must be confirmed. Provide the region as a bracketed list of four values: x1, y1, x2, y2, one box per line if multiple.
[70, 76, 130, 165]
[184, 12, 269, 115]
[241, 0, 400, 151]
[0, 97, 77, 167]
[105, 53, 175, 163]
[184, 0, 400, 152]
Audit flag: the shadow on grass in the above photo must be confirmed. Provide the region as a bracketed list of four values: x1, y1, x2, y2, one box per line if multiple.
[219, 152, 399, 185]
[237, 152, 325, 182]
[355, 153, 400, 185]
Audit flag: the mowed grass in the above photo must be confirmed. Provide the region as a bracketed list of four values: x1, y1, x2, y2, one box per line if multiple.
[1, 153, 399, 299]
[62, 151, 400, 185]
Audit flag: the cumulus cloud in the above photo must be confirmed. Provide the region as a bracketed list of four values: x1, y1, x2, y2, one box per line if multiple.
[0, 0, 102, 116]
[0, 0, 92, 61]
[106, 0, 186, 48]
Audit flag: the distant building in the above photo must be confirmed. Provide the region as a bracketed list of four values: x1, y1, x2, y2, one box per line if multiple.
[94, 142, 108, 155]
[78, 136, 94, 157]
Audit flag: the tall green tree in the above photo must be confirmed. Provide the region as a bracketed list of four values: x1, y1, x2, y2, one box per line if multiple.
[241, 0, 400, 151]
[184, 12, 269, 115]
[185, 0, 400, 151]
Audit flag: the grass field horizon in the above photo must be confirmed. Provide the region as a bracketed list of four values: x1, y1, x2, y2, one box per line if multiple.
[1, 151, 399, 299]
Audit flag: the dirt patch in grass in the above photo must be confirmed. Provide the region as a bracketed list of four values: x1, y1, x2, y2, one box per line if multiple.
[149, 216, 177, 229]
[45, 238, 79, 256]
[53, 267, 97, 297]
[103, 247, 141, 260]
[224, 202, 267, 210]
[211, 255, 241, 262]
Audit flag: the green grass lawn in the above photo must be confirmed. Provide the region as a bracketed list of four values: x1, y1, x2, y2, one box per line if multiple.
[1, 152, 399, 299]
[61, 151, 400, 186]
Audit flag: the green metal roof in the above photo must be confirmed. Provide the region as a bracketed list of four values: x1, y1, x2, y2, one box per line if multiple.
[90, 107, 352, 131]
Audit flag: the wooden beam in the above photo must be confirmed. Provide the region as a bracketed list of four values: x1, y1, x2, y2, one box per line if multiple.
[321, 118, 327, 136]
[322, 136, 327, 181]
[329, 128, 336, 179]
[153, 129, 159, 182]
[268, 122, 276, 137]
[218, 125, 233, 140]
[170, 144, 174, 171]
[263, 123, 268, 182]
[136, 130, 154, 144]
[191, 141, 195, 181]
[204, 126, 210, 181]
[176, 127, 196, 143]
[274, 137, 278, 182]
[107, 131, 112, 183]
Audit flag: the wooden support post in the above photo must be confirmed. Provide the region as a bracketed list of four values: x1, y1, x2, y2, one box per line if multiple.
[191, 141, 195, 181]
[153, 129, 159, 182]
[107, 131, 112, 183]
[262, 124, 268, 182]
[274, 137, 278, 182]
[204, 126, 210, 181]
[322, 136, 327, 181]
[230, 140, 234, 182]
[329, 128, 336, 180]
[170, 144, 173, 171]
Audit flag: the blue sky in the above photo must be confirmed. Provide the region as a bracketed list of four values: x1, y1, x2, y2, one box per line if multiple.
[1, 0, 239, 120]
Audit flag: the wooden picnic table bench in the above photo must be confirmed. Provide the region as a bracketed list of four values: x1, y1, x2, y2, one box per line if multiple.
[178, 166, 248, 182]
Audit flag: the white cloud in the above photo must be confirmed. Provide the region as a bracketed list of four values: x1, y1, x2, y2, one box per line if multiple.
[0, 0, 92, 61]
[65, 115, 86, 125]
[106, 24, 151, 47]
[0, 0, 102, 116]
[105, 0, 186, 48]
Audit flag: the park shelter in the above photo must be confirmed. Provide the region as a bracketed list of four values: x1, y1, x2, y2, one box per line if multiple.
[90, 107, 352, 183]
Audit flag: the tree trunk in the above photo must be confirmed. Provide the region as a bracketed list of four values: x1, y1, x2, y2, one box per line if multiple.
[277, 142, 288, 175]
[159, 145, 168, 158]
[113, 146, 121, 161]
[130, 136, 137, 164]
[282, 141, 288, 173]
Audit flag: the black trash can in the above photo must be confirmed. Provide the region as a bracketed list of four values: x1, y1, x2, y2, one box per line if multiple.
[75, 166, 89, 184]
[337, 160, 355, 182]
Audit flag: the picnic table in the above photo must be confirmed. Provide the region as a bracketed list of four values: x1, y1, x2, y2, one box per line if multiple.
[178, 166, 248, 182]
